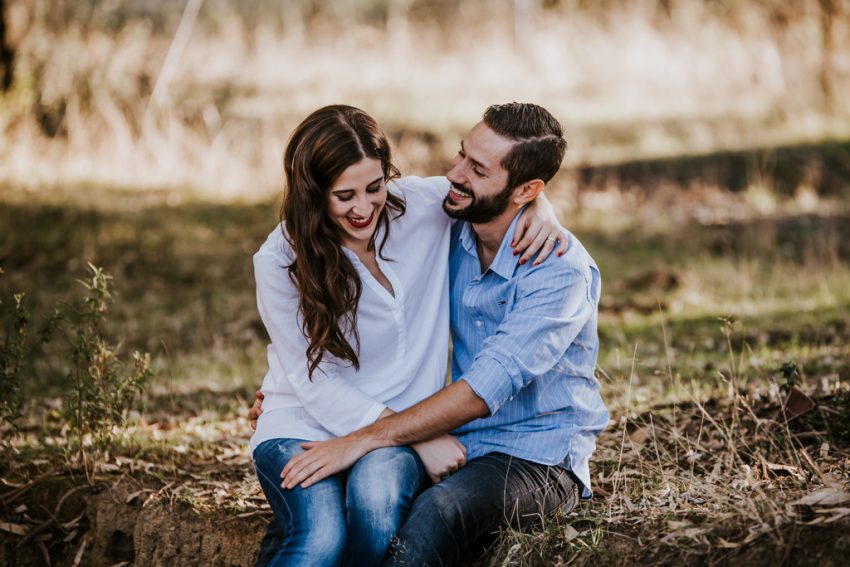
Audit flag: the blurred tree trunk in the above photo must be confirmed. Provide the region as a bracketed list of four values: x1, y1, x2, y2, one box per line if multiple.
[0, 0, 14, 92]
[387, 0, 413, 42]
[513, 0, 537, 46]
[818, 0, 836, 110]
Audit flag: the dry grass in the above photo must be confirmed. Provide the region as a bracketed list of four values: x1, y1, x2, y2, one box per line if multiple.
[2, 0, 850, 198]
[2, 182, 850, 564]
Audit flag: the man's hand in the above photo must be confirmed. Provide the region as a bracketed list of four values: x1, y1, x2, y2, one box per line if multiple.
[513, 195, 569, 266]
[280, 434, 372, 489]
[249, 390, 264, 430]
[411, 435, 467, 484]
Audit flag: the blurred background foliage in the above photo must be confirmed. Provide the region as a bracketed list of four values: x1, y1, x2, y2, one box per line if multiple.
[1, 0, 849, 197]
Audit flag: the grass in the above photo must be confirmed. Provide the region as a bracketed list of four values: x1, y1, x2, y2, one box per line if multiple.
[2, 174, 849, 564]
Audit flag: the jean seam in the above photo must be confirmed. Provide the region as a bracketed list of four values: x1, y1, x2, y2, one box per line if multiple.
[255, 458, 296, 537]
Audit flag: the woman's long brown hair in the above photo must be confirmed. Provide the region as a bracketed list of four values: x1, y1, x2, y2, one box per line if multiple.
[281, 105, 405, 380]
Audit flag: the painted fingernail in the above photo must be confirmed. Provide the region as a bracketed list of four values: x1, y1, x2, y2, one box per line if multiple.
[510, 241, 516, 247]
[513, 250, 519, 256]
[520, 259, 526, 265]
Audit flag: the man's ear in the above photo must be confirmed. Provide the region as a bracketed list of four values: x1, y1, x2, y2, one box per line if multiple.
[512, 179, 545, 205]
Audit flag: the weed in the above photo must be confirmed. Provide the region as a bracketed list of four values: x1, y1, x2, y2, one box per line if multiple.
[1, 264, 152, 476]
[63, 264, 152, 475]
[1, 267, 60, 439]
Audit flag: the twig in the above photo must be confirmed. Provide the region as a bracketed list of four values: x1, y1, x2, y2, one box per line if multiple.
[0, 472, 56, 507]
[610, 343, 638, 516]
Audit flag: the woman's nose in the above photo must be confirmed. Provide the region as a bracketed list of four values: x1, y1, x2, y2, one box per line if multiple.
[352, 194, 370, 215]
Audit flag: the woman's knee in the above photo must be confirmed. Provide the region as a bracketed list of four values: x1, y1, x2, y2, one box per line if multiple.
[347, 447, 424, 512]
[253, 438, 305, 478]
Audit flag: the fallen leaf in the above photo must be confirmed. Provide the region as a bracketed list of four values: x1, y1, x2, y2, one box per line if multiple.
[776, 386, 815, 421]
[660, 527, 706, 544]
[628, 426, 651, 448]
[761, 460, 804, 480]
[792, 488, 850, 507]
[563, 525, 580, 542]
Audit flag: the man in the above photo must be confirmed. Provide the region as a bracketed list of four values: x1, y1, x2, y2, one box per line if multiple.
[253, 102, 608, 566]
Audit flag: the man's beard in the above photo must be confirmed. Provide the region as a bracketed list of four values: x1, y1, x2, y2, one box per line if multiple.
[442, 182, 513, 223]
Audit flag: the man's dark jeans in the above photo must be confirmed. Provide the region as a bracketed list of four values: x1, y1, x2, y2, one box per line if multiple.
[385, 452, 578, 567]
[255, 452, 577, 567]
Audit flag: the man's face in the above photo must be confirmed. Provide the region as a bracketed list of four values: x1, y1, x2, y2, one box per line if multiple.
[443, 122, 516, 223]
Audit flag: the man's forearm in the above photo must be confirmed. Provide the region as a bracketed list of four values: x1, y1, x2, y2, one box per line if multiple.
[355, 380, 489, 451]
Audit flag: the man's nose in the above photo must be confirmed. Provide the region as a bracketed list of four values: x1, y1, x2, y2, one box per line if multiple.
[446, 161, 466, 184]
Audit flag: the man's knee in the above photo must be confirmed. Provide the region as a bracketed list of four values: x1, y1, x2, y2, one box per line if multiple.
[408, 482, 466, 530]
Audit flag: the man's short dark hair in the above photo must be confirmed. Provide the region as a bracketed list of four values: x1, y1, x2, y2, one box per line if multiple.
[482, 102, 567, 191]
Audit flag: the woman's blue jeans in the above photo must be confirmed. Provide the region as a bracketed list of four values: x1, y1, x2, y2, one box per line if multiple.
[253, 438, 427, 567]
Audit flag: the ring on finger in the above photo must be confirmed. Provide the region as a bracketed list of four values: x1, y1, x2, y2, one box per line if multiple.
[546, 237, 558, 243]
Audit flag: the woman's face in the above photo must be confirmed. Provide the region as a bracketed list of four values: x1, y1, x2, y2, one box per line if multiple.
[327, 157, 387, 250]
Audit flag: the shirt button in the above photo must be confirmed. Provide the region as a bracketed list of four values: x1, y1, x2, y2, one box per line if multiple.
[475, 320, 483, 327]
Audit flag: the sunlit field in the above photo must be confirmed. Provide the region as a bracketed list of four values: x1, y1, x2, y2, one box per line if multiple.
[2, 1, 850, 565]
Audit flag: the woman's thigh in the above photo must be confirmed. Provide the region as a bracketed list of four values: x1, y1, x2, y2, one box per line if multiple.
[253, 438, 347, 567]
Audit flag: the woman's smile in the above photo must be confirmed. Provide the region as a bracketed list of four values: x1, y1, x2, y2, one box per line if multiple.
[346, 209, 375, 229]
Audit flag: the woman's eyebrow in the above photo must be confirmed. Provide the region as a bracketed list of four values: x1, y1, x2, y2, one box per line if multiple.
[331, 175, 384, 194]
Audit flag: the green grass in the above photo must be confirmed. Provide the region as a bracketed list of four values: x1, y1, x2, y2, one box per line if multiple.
[2, 184, 850, 565]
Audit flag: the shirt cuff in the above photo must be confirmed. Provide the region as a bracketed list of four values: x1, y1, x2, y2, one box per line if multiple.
[460, 355, 514, 415]
[353, 401, 388, 431]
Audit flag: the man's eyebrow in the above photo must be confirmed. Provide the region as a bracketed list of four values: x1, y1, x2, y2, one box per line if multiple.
[331, 175, 384, 194]
[460, 141, 490, 172]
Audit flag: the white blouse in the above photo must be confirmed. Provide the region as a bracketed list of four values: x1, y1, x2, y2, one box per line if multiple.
[250, 176, 452, 450]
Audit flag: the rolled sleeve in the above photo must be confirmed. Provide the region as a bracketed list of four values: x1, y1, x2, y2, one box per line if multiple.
[460, 355, 513, 414]
[460, 266, 593, 414]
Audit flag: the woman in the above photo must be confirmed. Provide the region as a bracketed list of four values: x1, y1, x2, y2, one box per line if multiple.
[251, 105, 564, 567]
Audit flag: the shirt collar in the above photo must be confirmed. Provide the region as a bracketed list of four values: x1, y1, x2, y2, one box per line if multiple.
[458, 210, 524, 280]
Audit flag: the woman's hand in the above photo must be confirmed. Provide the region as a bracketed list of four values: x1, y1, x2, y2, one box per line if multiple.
[280, 435, 372, 489]
[411, 435, 467, 484]
[514, 194, 569, 266]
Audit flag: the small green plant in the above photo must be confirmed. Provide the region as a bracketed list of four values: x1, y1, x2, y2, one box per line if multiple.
[1, 290, 28, 434]
[64, 264, 152, 472]
[1, 268, 59, 439]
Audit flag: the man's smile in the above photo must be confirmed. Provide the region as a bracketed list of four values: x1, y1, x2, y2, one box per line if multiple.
[448, 184, 473, 203]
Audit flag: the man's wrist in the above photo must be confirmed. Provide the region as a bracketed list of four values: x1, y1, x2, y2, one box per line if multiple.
[350, 423, 388, 453]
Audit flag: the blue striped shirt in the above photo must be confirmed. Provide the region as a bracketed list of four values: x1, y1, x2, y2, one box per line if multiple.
[450, 213, 609, 498]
